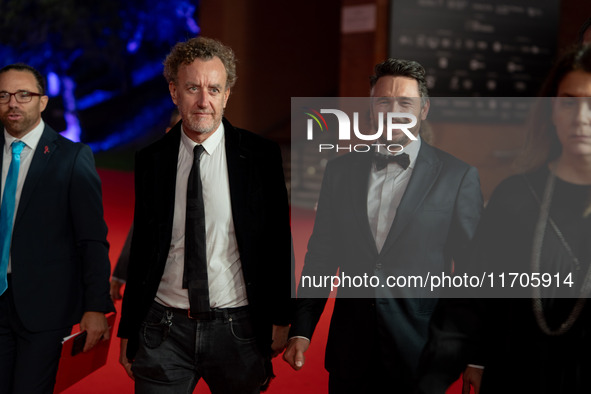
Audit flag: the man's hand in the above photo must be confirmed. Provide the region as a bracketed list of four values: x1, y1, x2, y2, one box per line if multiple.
[79, 311, 110, 352]
[119, 338, 134, 380]
[462, 366, 483, 394]
[271, 325, 290, 358]
[283, 337, 310, 371]
[110, 279, 125, 301]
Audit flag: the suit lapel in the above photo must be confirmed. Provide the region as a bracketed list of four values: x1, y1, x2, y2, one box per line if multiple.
[154, 125, 181, 237]
[379, 142, 441, 257]
[351, 152, 379, 256]
[223, 119, 250, 243]
[0, 133, 4, 177]
[15, 126, 57, 225]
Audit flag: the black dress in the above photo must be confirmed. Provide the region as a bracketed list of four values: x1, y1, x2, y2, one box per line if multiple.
[474, 167, 591, 393]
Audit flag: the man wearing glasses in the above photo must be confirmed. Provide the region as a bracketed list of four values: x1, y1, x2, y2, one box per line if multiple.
[0, 63, 114, 393]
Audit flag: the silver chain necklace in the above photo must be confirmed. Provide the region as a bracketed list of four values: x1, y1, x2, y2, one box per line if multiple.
[529, 172, 591, 336]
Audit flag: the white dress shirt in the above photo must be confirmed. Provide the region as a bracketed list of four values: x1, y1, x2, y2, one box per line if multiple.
[291, 137, 423, 343]
[367, 136, 421, 253]
[2, 120, 45, 273]
[156, 122, 248, 309]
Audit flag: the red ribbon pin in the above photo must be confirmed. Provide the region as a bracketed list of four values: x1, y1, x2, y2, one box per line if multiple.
[44, 146, 49, 154]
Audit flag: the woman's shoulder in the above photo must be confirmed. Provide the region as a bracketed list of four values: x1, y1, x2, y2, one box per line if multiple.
[487, 166, 548, 209]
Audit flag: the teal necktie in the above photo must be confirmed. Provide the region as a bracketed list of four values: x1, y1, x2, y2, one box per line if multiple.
[0, 141, 26, 295]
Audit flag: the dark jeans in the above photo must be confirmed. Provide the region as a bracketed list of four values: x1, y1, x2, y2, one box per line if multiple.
[132, 301, 266, 394]
[0, 277, 71, 394]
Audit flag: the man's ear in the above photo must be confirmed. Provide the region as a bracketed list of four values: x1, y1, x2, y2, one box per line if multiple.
[39, 95, 49, 113]
[420, 98, 430, 120]
[223, 87, 231, 109]
[169, 82, 178, 105]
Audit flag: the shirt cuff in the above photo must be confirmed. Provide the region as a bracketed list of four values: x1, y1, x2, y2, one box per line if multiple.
[288, 336, 310, 342]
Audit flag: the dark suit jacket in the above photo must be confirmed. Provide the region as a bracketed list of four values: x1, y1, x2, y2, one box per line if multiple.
[112, 224, 133, 281]
[291, 141, 482, 381]
[0, 124, 113, 332]
[118, 118, 292, 359]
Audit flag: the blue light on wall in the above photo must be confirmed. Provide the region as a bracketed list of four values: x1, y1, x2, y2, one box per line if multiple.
[1, 0, 200, 152]
[127, 27, 144, 54]
[132, 61, 165, 87]
[60, 76, 81, 142]
[87, 97, 175, 152]
[177, 3, 200, 34]
[47, 72, 60, 97]
[61, 112, 82, 143]
[82, 0, 200, 151]
[77, 90, 118, 111]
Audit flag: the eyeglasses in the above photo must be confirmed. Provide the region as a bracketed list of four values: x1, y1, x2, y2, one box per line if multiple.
[0, 91, 44, 104]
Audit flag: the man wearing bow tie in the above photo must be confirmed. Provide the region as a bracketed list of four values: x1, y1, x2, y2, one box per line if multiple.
[0, 63, 114, 393]
[284, 58, 483, 393]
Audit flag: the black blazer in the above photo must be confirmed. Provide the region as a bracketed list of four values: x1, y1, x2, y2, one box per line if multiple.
[118, 118, 292, 358]
[291, 142, 482, 380]
[0, 124, 113, 332]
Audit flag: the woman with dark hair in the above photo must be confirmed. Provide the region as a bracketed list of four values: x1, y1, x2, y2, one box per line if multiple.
[418, 44, 591, 393]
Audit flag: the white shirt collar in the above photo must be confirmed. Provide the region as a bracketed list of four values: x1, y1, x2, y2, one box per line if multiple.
[3, 119, 45, 154]
[180, 121, 225, 156]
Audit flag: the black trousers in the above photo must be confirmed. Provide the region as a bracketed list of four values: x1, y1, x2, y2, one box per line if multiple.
[328, 332, 416, 394]
[0, 276, 71, 394]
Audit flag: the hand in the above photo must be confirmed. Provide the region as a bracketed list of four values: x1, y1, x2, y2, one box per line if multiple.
[462, 366, 483, 394]
[79, 311, 110, 352]
[119, 338, 135, 380]
[283, 337, 310, 371]
[110, 279, 125, 301]
[270, 325, 289, 358]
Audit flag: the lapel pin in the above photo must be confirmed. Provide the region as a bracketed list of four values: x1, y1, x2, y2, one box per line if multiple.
[44, 146, 50, 154]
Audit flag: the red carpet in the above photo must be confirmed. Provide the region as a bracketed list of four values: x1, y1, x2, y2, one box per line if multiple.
[58, 169, 465, 393]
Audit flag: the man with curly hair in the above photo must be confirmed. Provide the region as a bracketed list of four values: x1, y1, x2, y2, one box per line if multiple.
[118, 37, 291, 393]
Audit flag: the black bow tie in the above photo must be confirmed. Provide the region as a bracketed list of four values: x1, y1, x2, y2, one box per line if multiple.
[373, 152, 410, 171]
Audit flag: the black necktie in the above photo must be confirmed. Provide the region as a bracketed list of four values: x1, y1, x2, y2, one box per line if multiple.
[373, 152, 410, 171]
[184, 145, 209, 313]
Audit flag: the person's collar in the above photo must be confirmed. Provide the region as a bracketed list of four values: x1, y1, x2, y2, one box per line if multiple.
[3, 119, 45, 153]
[180, 121, 225, 156]
[374, 134, 421, 169]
